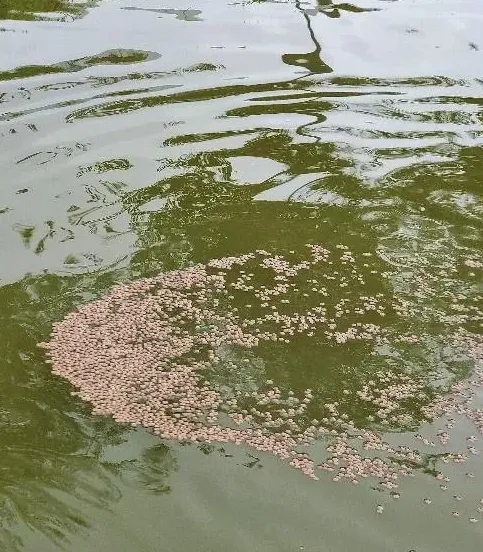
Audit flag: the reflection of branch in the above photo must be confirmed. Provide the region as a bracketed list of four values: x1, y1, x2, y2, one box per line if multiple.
[299, 0, 321, 57]
[281, 0, 333, 74]
[316, 1, 380, 18]
[288, 175, 324, 201]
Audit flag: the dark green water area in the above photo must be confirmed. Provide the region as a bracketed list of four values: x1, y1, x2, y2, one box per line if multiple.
[1, 1, 482, 551]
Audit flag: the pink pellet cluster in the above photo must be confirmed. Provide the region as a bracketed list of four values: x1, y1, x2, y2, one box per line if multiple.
[39, 245, 483, 507]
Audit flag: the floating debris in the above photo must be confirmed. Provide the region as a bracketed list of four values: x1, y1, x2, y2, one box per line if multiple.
[39, 244, 483, 512]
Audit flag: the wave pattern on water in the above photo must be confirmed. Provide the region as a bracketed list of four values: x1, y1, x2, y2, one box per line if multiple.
[2, 69, 482, 282]
[0, 0, 483, 551]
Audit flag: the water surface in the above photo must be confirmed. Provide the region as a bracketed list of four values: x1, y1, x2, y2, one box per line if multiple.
[1, 1, 482, 551]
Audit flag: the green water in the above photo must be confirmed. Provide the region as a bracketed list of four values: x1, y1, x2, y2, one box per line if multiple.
[1, 1, 482, 550]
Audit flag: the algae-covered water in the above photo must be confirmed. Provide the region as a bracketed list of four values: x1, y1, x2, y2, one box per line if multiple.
[1, 1, 482, 551]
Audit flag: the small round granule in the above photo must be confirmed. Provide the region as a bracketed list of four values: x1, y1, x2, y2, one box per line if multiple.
[39, 245, 483, 492]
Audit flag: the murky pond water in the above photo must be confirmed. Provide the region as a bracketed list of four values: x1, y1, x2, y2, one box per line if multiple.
[1, 1, 483, 551]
